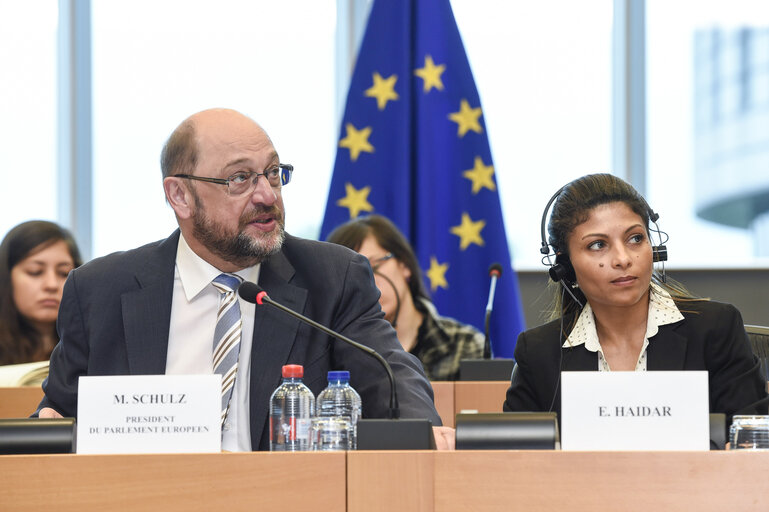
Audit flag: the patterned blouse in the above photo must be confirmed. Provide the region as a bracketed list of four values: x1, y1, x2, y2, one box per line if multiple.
[562, 283, 685, 371]
[410, 299, 485, 380]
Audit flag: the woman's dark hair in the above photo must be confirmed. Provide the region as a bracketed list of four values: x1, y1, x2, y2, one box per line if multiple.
[545, 173, 697, 321]
[326, 215, 430, 304]
[0, 220, 83, 365]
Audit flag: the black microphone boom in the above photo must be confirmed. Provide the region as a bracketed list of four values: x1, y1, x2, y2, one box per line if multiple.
[238, 281, 400, 419]
[372, 269, 402, 328]
[483, 263, 503, 359]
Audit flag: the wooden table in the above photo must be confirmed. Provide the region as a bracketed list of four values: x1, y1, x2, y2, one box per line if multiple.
[430, 382, 455, 427]
[3, 450, 767, 511]
[453, 381, 508, 415]
[0, 452, 345, 512]
[348, 450, 769, 512]
[430, 381, 509, 427]
[0, 381, 512, 426]
[0, 387, 43, 418]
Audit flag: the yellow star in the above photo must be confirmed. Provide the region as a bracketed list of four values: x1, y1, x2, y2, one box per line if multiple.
[339, 123, 374, 162]
[448, 99, 483, 137]
[450, 212, 486, 250]
[336, 183, 374, 219]
[414, 55, 446, 93]
[364, 72, 399, 110]
[425, 256, 449, 292]
[462, 156, 496, 194]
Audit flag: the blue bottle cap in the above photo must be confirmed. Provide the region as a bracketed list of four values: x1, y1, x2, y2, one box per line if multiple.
[328, 370, 350, 381]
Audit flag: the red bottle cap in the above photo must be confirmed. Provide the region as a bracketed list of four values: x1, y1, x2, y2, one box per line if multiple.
[282, 364, 304, 378]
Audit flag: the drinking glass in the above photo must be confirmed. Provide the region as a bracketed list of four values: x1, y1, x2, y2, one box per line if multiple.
[310, 417, 352, 451]
[729, 415, 769, 450]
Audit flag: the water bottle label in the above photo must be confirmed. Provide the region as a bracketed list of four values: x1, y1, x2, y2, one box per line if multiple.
[285, 417, 312, 442]
[296, 418, 311, 440]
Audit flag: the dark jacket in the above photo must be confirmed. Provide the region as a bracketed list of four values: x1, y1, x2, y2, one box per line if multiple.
[504, 300, 768, 419]
[39, 231, 441, 450]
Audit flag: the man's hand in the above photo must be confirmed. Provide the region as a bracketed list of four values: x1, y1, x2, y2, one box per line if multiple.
[432, 426, 455, 450]
[39, 407, 63, 419]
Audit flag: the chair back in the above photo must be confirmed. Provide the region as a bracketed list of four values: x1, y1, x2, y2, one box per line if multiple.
[745, 324, 769, 382]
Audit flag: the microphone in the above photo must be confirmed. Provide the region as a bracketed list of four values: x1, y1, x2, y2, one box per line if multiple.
[456, 263, 515, 380]
[372, 270, 402, 328]
[483, 263, 503, 359]
[238, 281, 400, 419]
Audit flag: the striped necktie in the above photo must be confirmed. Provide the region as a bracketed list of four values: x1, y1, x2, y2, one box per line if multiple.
[211, 273, 243, 426]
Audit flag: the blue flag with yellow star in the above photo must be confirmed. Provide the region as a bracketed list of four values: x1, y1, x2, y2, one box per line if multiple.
[320, 0, 525, 359]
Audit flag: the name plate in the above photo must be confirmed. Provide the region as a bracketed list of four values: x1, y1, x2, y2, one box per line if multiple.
[561, 371, 709, 451]
[76, 375, 221, 454]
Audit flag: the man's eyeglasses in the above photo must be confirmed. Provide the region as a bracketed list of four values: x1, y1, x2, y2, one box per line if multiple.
[371, 252, 394, 271]
[174, 163, 293, 196]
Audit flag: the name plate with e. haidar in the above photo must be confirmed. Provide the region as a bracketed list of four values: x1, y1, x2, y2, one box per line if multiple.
[76, 374, 221, 454]
[561, 371, 709, 451]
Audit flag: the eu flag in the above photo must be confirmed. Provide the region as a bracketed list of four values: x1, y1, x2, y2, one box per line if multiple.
[320, 0, 525, 358]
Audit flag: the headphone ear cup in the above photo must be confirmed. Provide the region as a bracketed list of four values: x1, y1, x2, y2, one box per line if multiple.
[549, 254, 576, 284]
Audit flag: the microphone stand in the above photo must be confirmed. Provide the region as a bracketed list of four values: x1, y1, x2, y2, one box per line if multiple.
[238, 282, 436, 449]
[483, 308, 494, 360]
[255, 291, 399, 419]
[373, 269, 401, 329]
[459, 263, 515, 381]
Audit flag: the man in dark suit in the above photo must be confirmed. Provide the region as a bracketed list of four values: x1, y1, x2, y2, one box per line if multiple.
[38, 108, 451, 450]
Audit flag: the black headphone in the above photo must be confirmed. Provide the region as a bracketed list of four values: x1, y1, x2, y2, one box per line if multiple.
[539, 184, 669, 292]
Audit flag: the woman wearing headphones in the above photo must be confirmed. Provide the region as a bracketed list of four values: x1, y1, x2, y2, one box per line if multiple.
[504, 173, 767, 419]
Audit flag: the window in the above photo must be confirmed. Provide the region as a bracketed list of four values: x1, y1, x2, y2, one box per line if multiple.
[90, 0, 337, 256]
[451, 0, 613, 269]
[0, 1, 58, 239]
[5, 1, 769, 271]
[646, 0, 769, 267]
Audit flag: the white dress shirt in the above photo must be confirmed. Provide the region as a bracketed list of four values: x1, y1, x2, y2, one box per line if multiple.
[562, 283, 685, 371]
[165, 234, 259, 451]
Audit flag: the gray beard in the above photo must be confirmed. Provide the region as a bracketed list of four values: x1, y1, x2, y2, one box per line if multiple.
[192, 207, 285, 268]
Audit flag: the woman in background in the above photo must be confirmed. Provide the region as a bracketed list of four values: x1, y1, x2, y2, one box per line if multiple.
[0, 220, 82, 365]
[327, 214, 484, 380]
[504, 173, 767, 418]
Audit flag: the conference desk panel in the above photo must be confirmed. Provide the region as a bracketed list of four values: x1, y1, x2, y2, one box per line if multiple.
[430, 382, 455, 428]
[3, 451, 769, 511]
[0, 387, 43, 418]
[453, 381, 508, 416]
[0, 452, 346, 512]
[348, 450, 769, 512]
[347, 451, 434, 511]
[0, 381, 507, 426]
[429, 381, 508, 427]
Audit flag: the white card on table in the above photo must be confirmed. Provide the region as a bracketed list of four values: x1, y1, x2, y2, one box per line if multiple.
[76, 374, 221, 454]
[561, 371, 710, 451]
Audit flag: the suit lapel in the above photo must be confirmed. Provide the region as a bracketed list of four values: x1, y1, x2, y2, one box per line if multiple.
[562, 345, 598, 371]
[249, 246, 307, 448]
[121, 232, 178, 375]
[647, 322, 688, 370]
[549, 345, 595, 413]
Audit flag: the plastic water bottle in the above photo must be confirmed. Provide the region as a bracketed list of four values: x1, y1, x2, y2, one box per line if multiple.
[269, 364, 315, 451]
[313, 370, 362, 450]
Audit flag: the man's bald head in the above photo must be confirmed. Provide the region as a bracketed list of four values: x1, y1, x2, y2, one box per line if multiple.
[160, 108, 270, 179]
